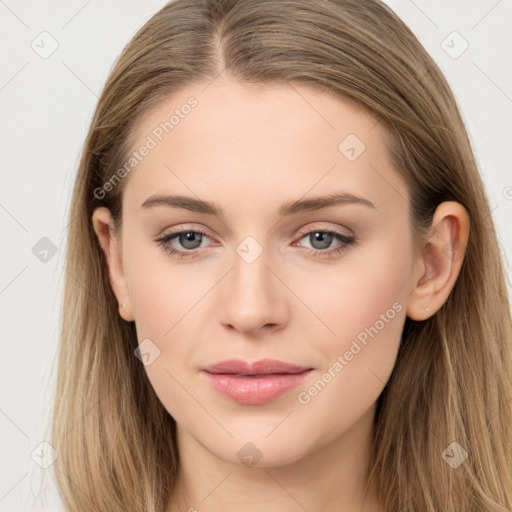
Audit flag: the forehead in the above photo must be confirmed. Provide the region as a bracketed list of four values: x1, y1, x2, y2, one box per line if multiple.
[122, 77, 408, 219]
[132, 77, 380, 152]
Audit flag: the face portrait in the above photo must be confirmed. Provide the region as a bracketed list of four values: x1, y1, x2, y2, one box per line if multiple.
[40, 0, 506, 510]
[95, 76, 420, 466]
[91, 72, 472, 511]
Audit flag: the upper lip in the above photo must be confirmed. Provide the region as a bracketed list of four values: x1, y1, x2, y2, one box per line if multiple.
[202, 358, 312, 375]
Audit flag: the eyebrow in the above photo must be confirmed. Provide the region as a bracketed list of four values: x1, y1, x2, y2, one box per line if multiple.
[140, 192, 376, 216]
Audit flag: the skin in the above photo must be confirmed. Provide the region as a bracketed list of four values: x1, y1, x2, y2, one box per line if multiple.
[92, 76, 470, 512]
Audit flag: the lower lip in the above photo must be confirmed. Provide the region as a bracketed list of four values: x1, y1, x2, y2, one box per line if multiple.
[202, 370, 312, 405]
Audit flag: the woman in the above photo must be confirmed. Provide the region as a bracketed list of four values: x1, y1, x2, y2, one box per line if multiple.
[51, 0, 512, 510]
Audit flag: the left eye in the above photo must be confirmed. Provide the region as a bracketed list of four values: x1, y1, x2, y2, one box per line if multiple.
[297, 230, 349, 250]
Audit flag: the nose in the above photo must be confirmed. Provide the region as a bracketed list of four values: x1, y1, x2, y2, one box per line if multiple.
[218, 242, 289, 336]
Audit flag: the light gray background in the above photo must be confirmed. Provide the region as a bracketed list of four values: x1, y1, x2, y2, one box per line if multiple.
[1, 1, 511, 510]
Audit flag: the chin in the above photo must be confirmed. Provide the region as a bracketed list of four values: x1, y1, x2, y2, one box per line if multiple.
[201, 432, 315, 469]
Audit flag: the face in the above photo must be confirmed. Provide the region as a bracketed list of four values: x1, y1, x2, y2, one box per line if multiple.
[98, 76, 421, 467]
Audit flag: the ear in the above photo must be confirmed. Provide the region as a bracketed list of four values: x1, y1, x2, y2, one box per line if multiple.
[406, 201, 470, 321]
[91, 207, 134, 322]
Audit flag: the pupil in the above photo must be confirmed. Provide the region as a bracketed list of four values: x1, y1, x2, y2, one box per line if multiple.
[180, 232, 202, 249]
[311, 232, 332, 250]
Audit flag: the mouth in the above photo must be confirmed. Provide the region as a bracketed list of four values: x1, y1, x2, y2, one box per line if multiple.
[202, 358, 313, 376]
[231, 373, 293, 378]
[201, 359, 314, 405]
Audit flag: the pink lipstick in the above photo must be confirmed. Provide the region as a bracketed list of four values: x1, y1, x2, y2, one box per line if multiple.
[201, 358, 313, 405]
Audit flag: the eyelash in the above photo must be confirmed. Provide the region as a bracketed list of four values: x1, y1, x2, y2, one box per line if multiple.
[155, 227, 356, 260]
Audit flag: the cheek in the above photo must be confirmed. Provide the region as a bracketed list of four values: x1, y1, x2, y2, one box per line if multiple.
[124, 241, 203, 339]
[289, 270, 407, 454]
[292, 241, 410, 402]
[123, 245, 214, 417]
[296, 241, 408, 344]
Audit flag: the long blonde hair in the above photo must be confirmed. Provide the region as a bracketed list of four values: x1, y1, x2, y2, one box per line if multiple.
[51, 1, 512, 510]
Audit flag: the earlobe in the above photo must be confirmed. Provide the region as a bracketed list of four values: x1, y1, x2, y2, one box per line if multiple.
[406, 201, 470, 321]
[91, 207, 135, 322]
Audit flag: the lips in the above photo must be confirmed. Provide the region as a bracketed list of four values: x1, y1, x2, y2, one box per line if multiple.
[201, 359, 313, 405]
[202, 358, 312, 376]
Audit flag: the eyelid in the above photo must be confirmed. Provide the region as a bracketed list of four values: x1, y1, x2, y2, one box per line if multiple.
[160, 223, 216, 240]
[158, 222, 352, 243]
[294, 222, 353, 239]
